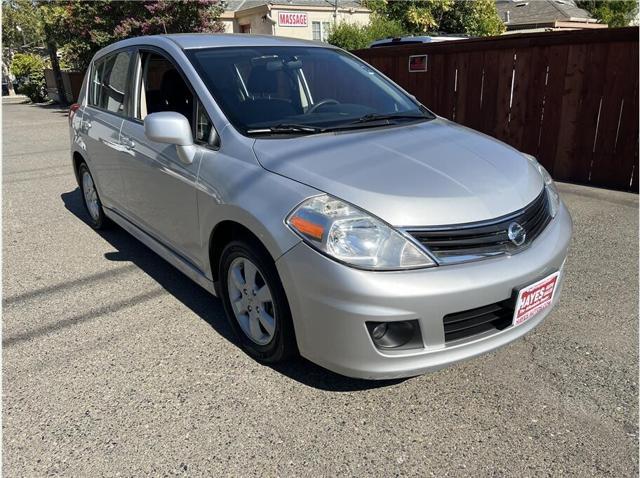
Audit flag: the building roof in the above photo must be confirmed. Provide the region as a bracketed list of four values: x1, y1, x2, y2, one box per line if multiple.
[495, 0, 597, 26]
[223, 0, 365, 12]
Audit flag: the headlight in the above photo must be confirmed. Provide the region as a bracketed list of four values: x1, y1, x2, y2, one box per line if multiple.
[286, 195, 436, 270]
[525, 155, 560, 218]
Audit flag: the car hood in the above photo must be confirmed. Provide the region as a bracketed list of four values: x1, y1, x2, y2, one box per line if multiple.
[252, 118, 544, 227]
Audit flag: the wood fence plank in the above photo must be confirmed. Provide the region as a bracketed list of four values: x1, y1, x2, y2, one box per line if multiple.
[615, 69, 639, 192]
[505, 47, 535, 151]
[442, 52, 458, 120]
[590, 42, 639, 189]
[492, 49, 515, 143]
[479, 50, 499, 137]
[518, 47, 548, 156]
[459, 51, 484, 131]
[537, 45, 570, 173]
[573, 42, 610, 184]
[427, 53, 446, 116]
[552, 44, 588, 180]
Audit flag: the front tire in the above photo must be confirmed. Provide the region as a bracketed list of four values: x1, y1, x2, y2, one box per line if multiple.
[78, 162, 108, 230]
[219, 239, 297, 363]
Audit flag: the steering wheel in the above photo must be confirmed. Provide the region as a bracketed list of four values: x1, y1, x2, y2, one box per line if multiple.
[306, 98, 340, 115]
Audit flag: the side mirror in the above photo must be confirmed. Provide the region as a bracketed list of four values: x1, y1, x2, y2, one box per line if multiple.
[144, 112, 197, 165]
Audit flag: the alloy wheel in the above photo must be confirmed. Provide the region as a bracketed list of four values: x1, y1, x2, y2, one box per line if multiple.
[226, 257, 276, 345]
[82, 170, 100, 221]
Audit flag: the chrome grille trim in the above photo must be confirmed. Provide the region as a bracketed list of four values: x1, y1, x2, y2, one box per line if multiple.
[403, 189, 552, 265]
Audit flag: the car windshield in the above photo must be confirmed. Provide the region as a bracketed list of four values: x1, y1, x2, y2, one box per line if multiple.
[186, 46, 433, 135]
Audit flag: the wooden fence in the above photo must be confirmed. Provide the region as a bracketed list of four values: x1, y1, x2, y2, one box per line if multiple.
[354, 27, 639, 192]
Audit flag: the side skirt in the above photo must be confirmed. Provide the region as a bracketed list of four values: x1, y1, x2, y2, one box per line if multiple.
[104, 207, 217, 297]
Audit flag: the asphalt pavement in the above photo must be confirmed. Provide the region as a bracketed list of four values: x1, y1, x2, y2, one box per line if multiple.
[3, 102, 638, 476]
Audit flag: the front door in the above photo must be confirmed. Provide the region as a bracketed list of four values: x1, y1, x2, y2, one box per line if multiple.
[119, 50, 204, 268]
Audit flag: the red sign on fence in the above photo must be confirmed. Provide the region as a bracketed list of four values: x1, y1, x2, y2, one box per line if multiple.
[278, 12, 309, 27]
[409, 55, 428, 72]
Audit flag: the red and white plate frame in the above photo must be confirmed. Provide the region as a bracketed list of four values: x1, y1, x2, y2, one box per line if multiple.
[513, 271, 560, 327]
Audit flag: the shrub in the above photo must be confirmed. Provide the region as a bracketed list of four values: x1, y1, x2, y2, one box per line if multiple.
[366, 15, 407, 43]
[10, 52, 49, 103]
[328, 15, 408, 50]
[327, 22, 370, 50]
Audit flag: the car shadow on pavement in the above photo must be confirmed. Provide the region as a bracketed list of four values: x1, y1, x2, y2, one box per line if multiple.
[31, 102, 70, 116]
[61, 188, 405, 392]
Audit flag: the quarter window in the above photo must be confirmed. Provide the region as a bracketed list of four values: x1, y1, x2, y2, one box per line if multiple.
[90, 51, 131, 114]
[195, 100, 214, 145]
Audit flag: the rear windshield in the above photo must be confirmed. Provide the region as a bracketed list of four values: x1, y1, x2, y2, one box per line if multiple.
[186, 46, 430, 134]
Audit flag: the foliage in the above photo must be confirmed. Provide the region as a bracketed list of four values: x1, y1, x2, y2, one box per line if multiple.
[576, 0, 639, 28]
[439, 0, 505, 37]
[327, 22, 369, 50]
[9, 52, 50, 102]
[367, 14, 408, 41]
[1, 0, 45, 49]
[363, 0, 505, 36]
[7, 1, 226, 71]
[328, 15, 407, 50]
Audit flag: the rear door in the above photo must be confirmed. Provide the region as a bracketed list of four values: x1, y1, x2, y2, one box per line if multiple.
[82, 49, 133, 211]
[118, 49, 208, 268]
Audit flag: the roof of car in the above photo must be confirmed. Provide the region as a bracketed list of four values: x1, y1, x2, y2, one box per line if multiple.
[152, 33, 327, 50]
[92, 33, 334, 63]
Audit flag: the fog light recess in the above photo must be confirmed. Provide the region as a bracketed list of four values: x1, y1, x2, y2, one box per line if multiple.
[366, 320, 423, 350]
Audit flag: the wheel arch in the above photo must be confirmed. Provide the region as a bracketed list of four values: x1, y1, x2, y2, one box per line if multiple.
[72, 150, 85, 186]
[209, 220, 278, 284]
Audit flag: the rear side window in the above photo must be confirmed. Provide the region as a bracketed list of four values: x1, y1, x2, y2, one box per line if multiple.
[90, 50, 131, 114]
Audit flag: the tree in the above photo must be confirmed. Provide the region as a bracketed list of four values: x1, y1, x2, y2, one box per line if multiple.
[2, 0, 45, 49]
[576, 0, 639, 28]
[440, 0, 505, 37]
[363, 0, 505, 36]
[3, 1, 225, 72]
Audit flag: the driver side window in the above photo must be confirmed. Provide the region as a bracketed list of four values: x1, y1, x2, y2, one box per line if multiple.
[137, 52, 193, 122]
[136, 51, 215, 147]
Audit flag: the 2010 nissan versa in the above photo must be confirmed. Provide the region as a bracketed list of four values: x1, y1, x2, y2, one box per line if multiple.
[68, 34, 572, 379]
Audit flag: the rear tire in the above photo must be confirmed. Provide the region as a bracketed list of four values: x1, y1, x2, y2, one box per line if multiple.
[219, 239, 297, 363]
[78, 162, 108, 230]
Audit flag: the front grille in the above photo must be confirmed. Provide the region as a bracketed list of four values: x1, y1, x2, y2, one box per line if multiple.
[406, 189, 551, 265]
[443, 299, 515, 342]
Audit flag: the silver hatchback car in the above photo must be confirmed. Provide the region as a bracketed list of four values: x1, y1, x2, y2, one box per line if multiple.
[69, 34, 572, 379]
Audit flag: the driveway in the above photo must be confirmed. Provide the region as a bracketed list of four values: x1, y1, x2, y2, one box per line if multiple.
[3, 102, 638, 476]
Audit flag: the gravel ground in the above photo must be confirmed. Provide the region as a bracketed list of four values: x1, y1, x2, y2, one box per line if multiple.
[3, 102, 638, 477]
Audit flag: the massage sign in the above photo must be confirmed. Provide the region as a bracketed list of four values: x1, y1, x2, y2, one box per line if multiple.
[278, 12, 309, 27]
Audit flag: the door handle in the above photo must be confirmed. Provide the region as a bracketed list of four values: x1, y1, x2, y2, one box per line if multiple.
[121, 137, 135, 150]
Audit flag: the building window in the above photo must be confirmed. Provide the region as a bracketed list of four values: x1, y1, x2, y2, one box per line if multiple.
[312, 21, 321, 41]
[312, 21, 332, 42]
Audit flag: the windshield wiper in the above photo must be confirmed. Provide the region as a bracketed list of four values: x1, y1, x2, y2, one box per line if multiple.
[318, 113, 431, 133]
[246, 123, 324, 135]
[349, 113, 428, 125]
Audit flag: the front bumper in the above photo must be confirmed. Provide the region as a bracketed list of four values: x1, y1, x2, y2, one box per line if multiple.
[276, 203, 573, 380]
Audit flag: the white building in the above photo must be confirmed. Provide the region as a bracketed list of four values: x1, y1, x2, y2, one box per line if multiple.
[219, 0, 371, 41]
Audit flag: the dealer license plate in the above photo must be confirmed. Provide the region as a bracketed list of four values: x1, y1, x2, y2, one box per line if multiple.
[513, 271, 560, 327]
